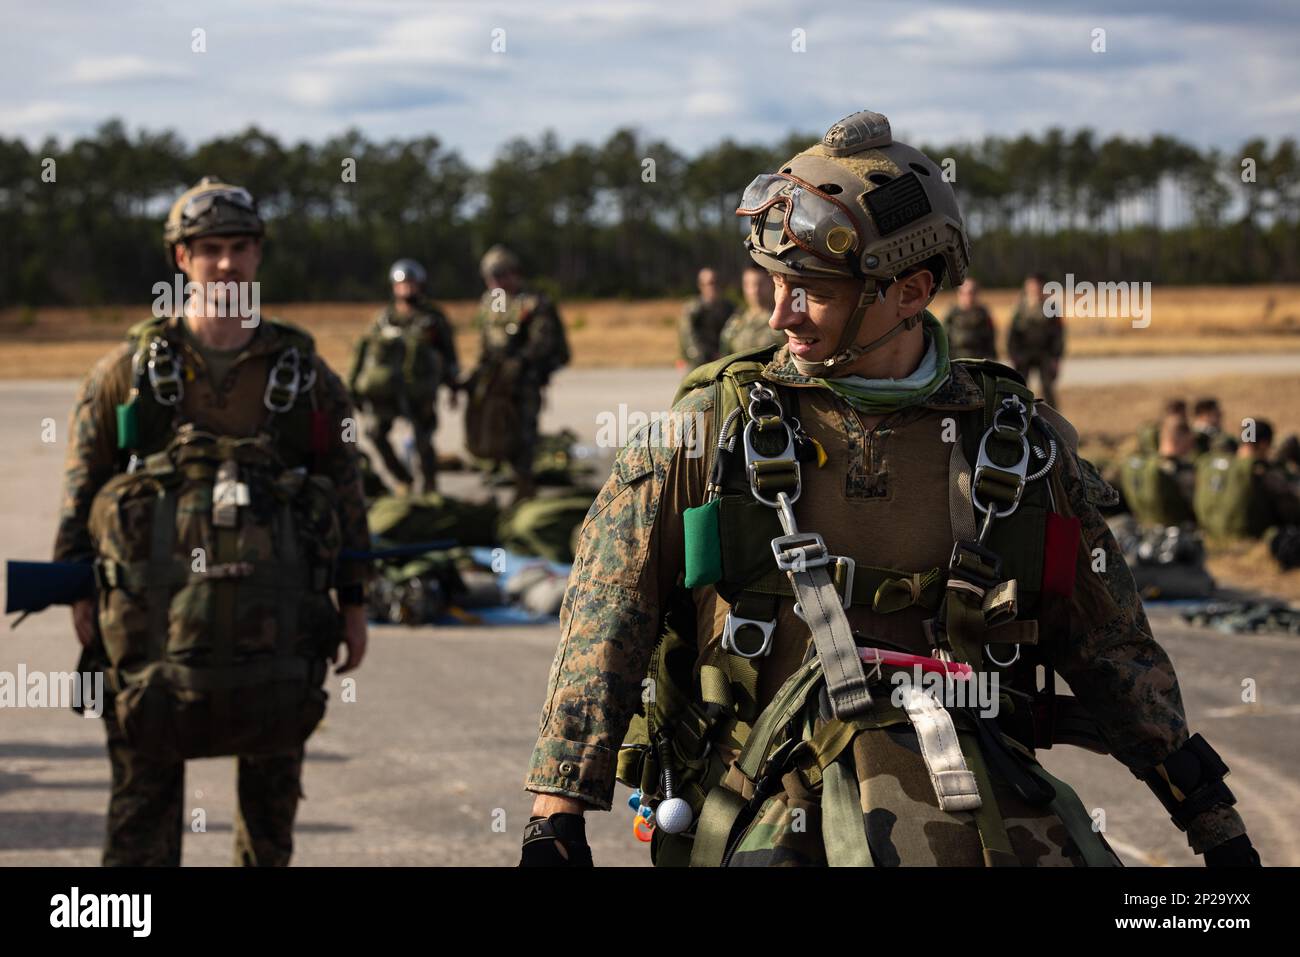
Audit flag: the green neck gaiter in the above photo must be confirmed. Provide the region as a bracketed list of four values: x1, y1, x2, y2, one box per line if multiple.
[814, 311, 950, 415]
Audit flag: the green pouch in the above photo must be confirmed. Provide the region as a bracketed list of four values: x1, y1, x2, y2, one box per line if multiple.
[683, 499, 722, 587]
[115, 398, 138, 450]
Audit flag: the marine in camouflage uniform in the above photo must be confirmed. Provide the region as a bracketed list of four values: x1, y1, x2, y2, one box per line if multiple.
[470, 245, 570, 502]
[349, 259, 460, 492]
[1007, 274, 1065, 408]
[942, 277, 997, 361]
[55, 179, 370, 866]
[718, 266, 781, 356]
[522, 111, 1256, 868]
[678, 267, 734, 369]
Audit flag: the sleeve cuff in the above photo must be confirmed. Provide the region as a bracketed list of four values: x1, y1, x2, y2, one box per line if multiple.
[525, 736, 619, 811]
[1185, 804, 1248, 855]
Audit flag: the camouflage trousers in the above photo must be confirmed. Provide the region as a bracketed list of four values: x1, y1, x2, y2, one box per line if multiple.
[101, 706, 304, 867]
[361, 401, 439, 491]
[511, 384, 543, 481]
[722, 722, 1120, 867]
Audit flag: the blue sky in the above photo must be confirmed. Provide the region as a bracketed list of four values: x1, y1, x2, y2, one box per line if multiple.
[4, 0, 1297, 161]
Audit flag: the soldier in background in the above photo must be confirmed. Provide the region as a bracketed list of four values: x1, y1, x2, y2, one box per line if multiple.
[718, 265, 779, 355]
[1197, 419, 1300, 538]
[348, 259, 459, 493]
[942, 277, 997, 361]
[1007, 272, 1064, 408]
[677, 267, 733, 370]
[1191, 397, 1236, 455]
[57, 177, 368, 866]
[466, 245, 570, 504]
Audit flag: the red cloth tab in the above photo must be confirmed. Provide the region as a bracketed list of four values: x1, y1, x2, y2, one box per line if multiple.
[310, 410, 332, 455]
[1042, 511, 1081, 597]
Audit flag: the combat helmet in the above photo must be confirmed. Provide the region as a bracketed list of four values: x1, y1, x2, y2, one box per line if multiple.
[480, 244, 521, 278]
[163, 176, 264, 259]
[389, 258, 427, 286]
[736, 109, 970, 368]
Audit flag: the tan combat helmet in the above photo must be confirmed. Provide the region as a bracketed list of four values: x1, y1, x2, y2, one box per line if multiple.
[480, 244, 521, 279]
[736, 109, 970, 368]
[163, 176, 264, 260]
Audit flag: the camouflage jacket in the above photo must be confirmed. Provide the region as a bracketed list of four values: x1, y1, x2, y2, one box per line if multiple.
[1008, 298, 1065, 360]
[719, 306, 784, 356]
[942, 304, 997, 360]
[678, 297, 733, 366]
[348, 300, 460, 399]
[525, 346, 1244, 853]
[54, 316, 371, 594]
[473, 289, 569, 384]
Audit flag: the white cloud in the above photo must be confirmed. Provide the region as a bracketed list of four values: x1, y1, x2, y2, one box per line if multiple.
[65, 55, 189, 85]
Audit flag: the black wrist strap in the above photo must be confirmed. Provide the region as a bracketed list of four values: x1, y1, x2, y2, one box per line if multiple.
[1139, 733, 1236, 829]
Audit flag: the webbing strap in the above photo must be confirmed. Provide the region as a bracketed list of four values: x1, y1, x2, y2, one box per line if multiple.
[949, 438, 978, 541]
[900, 686, 981, 812]
[822, 758, 874, 867]
[744, 564, 943, 614]
[736, 657, 823, 782]
[688, 783, 748, 867]
[785, 561, 872, 719]
[146, 494, 177, 662]
[956, 730, 1019, 867]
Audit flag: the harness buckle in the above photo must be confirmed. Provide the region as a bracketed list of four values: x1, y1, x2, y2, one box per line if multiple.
[948, 540, 1003, 590]
[264, 347, 301, 413]
[971, 395, 1032, 519]
[146, 337, 184, 406]
[742, 385, 801, 507]
[771, 532, 830, 572]
[721, 611, 776, 659]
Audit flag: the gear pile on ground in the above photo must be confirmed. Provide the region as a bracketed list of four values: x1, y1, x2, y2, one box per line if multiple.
[1180, 599, 1300, 635]
[1107, 515, 1216, 600]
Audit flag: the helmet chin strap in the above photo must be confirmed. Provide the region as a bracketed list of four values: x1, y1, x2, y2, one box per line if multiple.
[809, 277, 930, 373]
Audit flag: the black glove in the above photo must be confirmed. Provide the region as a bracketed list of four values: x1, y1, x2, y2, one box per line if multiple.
[1204, 833, 1261, 867]
[519, 813, 593, 867]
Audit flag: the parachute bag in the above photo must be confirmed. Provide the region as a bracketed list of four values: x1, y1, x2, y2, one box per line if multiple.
[465, 360, 522, 461]
[89, 431, 340, 761]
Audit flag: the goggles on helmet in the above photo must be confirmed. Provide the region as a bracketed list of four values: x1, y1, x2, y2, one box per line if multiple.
[736, 172, 861, 266]
[180, 187, 259, 228]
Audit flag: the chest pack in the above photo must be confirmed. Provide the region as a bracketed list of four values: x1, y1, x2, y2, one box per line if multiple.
[618, 346, 1111, 866]
[353, 311, 442, 403]
[1193, 453, 1270, 539]
[1119, 454, 1196, 528]
[91, 317, 340, 761]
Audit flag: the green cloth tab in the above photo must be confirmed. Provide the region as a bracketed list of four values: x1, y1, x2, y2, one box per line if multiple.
[683, 499, 723, 587]
[115, 398, 138, 450]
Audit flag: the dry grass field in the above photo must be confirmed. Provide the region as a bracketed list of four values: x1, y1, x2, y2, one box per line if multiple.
[2, 284, 1299, 376]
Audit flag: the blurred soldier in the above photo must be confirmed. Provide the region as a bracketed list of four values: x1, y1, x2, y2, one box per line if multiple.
[56, 177, 369, 866]
[718, 265, 779, 355]
[1121, 407, 1198, 528]
[677, 267, 733, 370]
[1007, 273, 1064, 408]
[348, 259, 459, 493]
[1191, 397, 1236, 455]
[942, 277, 997, 361]
[520, 110, 1256, 869]
[1276, 433, 1300, 482]
[466, 244, 570, 503]
[1196, 418, 1300, 539]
